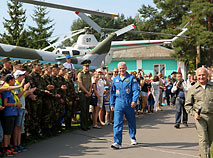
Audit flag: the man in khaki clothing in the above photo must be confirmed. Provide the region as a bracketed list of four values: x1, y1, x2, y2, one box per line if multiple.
[185, 67, 213, 158]
[78, 61, 92, 131]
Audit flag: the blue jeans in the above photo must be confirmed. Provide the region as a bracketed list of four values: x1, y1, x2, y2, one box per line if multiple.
[166, 89, 171, 105]
[175, 97, 188, 125]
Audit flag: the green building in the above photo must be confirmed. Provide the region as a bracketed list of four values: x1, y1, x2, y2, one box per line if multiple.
[107, 46, 186, 79]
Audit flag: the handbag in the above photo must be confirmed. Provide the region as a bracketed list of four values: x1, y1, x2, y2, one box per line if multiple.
[90, 90, 97, 106]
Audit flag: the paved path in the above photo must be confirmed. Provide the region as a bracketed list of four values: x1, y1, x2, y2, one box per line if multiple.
[16, 106, 199, 158]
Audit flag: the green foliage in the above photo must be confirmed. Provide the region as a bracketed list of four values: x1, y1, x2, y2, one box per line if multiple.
[138, 0, 213, 70]
[1, 0, 27, 46]
[58, 38, 72, 48]
[27, 6, 56, 50]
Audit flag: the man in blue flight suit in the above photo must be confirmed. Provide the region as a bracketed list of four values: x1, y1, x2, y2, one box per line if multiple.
[110, 62, 139, 149]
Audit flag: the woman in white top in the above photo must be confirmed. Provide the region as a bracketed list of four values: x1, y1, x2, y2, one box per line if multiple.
[151, 75, 160, 112]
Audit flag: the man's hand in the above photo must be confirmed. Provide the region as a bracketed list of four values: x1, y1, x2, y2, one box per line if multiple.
[24, 82, 30, 91]
[55, 94, 61, 98]
[47, 85, 54, 90]
[194, 113, 201, 120]
[61, 85, 67, 90]
[111, 107, 114, 111]
[85, 92, 91, 97]
[0, 106, 5, 110]
[29, 94, 37, 100]
[60, 99, 64, 103]
[16, 102, 22, 108]
[131, 102, 137, 108]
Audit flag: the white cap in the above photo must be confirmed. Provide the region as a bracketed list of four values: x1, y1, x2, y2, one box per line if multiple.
[96, 68, 103, 73]
[14, 70, 26, 78]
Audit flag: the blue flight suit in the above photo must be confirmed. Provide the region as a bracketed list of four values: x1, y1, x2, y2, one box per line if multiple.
[110, 72, 139, 145]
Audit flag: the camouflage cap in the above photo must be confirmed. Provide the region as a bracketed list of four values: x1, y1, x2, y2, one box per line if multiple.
[21, 65, 31, 72]
[31, 59, 39, 64]
[51, 64, 59, 68]
[12, 60, 21, 66]
[0, 57, 11, 64]
[43, 63, 51, 68]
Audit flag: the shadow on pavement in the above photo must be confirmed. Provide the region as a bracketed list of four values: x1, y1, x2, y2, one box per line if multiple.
[16, 106, 197, 158]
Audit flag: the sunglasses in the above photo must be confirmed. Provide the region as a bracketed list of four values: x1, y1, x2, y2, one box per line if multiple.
[108, 73, 113, 75]
[113, 71, 118, 73]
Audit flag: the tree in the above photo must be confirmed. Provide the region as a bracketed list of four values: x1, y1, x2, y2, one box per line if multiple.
[27, 6, 56, 50]
[138, 0, 213, 71]
[1, 0, 27, 46]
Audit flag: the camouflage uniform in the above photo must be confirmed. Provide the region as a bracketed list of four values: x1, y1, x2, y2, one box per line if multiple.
[28, 70, 45, 137]
[42, 72, 54, 136]
[57, 74, 66, 130]
[64, 77, 76, 129]
[0, 57, 12, 76]
[51, 74, 63, 131]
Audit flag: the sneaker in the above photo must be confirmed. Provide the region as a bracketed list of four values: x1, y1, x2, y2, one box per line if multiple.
[131, 139, 137, 145]
[3, 149, 15, 157]
[174, 124, 180, 129]
[19, 145, 28, 152]
[105, 121, 110, 125]
[111, 143, 121, 149]
[14, 146, 21, 153]
[9, 147, 17, 155]
[183, 123, 188, 127]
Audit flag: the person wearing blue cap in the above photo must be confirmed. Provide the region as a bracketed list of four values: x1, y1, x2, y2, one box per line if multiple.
[63, 55, 77, 79]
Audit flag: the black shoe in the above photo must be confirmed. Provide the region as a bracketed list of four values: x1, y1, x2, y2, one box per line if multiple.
[87, 127, 90, 130]
[183, 123, 188, 127]
[174, 124, 180, 129]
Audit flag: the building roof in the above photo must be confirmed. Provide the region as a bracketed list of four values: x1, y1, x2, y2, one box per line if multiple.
[112, 45, 175, 60]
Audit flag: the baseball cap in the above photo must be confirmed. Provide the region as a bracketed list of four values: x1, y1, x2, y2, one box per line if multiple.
[66, 55, 71, 59]
[96, 68, 103, 73]
[14, 70, 26, 78]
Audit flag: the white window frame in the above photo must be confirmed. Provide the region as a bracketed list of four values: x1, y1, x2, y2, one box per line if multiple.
[153, 64, 166, 76]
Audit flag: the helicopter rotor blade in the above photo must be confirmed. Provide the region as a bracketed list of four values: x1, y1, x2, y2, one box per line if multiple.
[42, 29, 86, 51]
[75, 12, 106, 38]
[34, 29, 83, 43]
[102, 28, 189, 38]
[15, 0, 118, 18]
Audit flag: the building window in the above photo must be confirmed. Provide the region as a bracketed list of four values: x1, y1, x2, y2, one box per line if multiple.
[153, 64, 165, 76]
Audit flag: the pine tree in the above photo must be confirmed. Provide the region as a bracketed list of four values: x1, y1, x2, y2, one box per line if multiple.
[27, 6, 56, 50]
[1, 0, 27, 46]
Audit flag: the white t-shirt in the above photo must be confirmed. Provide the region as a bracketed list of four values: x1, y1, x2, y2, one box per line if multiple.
[151, 81, 160, 95]
[63, 62, 75, 71]
[92, 77, 105, 96]
[14, 82, 25, 109]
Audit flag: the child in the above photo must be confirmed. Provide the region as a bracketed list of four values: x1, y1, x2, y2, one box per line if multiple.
[103, 86, 110, 125]
[2, 74, 22, 157]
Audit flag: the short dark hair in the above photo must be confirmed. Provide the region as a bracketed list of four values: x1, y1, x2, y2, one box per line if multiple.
[176, 72, 182, 75]
[4, 74, 15, 83]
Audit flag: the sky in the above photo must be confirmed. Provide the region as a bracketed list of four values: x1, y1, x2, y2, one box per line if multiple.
[0, 0, 155, 38]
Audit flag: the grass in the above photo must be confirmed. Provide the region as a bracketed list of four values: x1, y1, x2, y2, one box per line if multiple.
[211, 148, 213, 158]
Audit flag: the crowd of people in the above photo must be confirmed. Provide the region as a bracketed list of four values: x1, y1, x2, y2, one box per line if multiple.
[0, 55, 212, 157]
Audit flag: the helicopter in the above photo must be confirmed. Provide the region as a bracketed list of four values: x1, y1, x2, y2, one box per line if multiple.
[0, 0, 190, 68]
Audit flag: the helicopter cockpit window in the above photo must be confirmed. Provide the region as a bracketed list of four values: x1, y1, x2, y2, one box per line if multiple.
[72, 50, 80, 56]
[62, 51, 70, 55]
